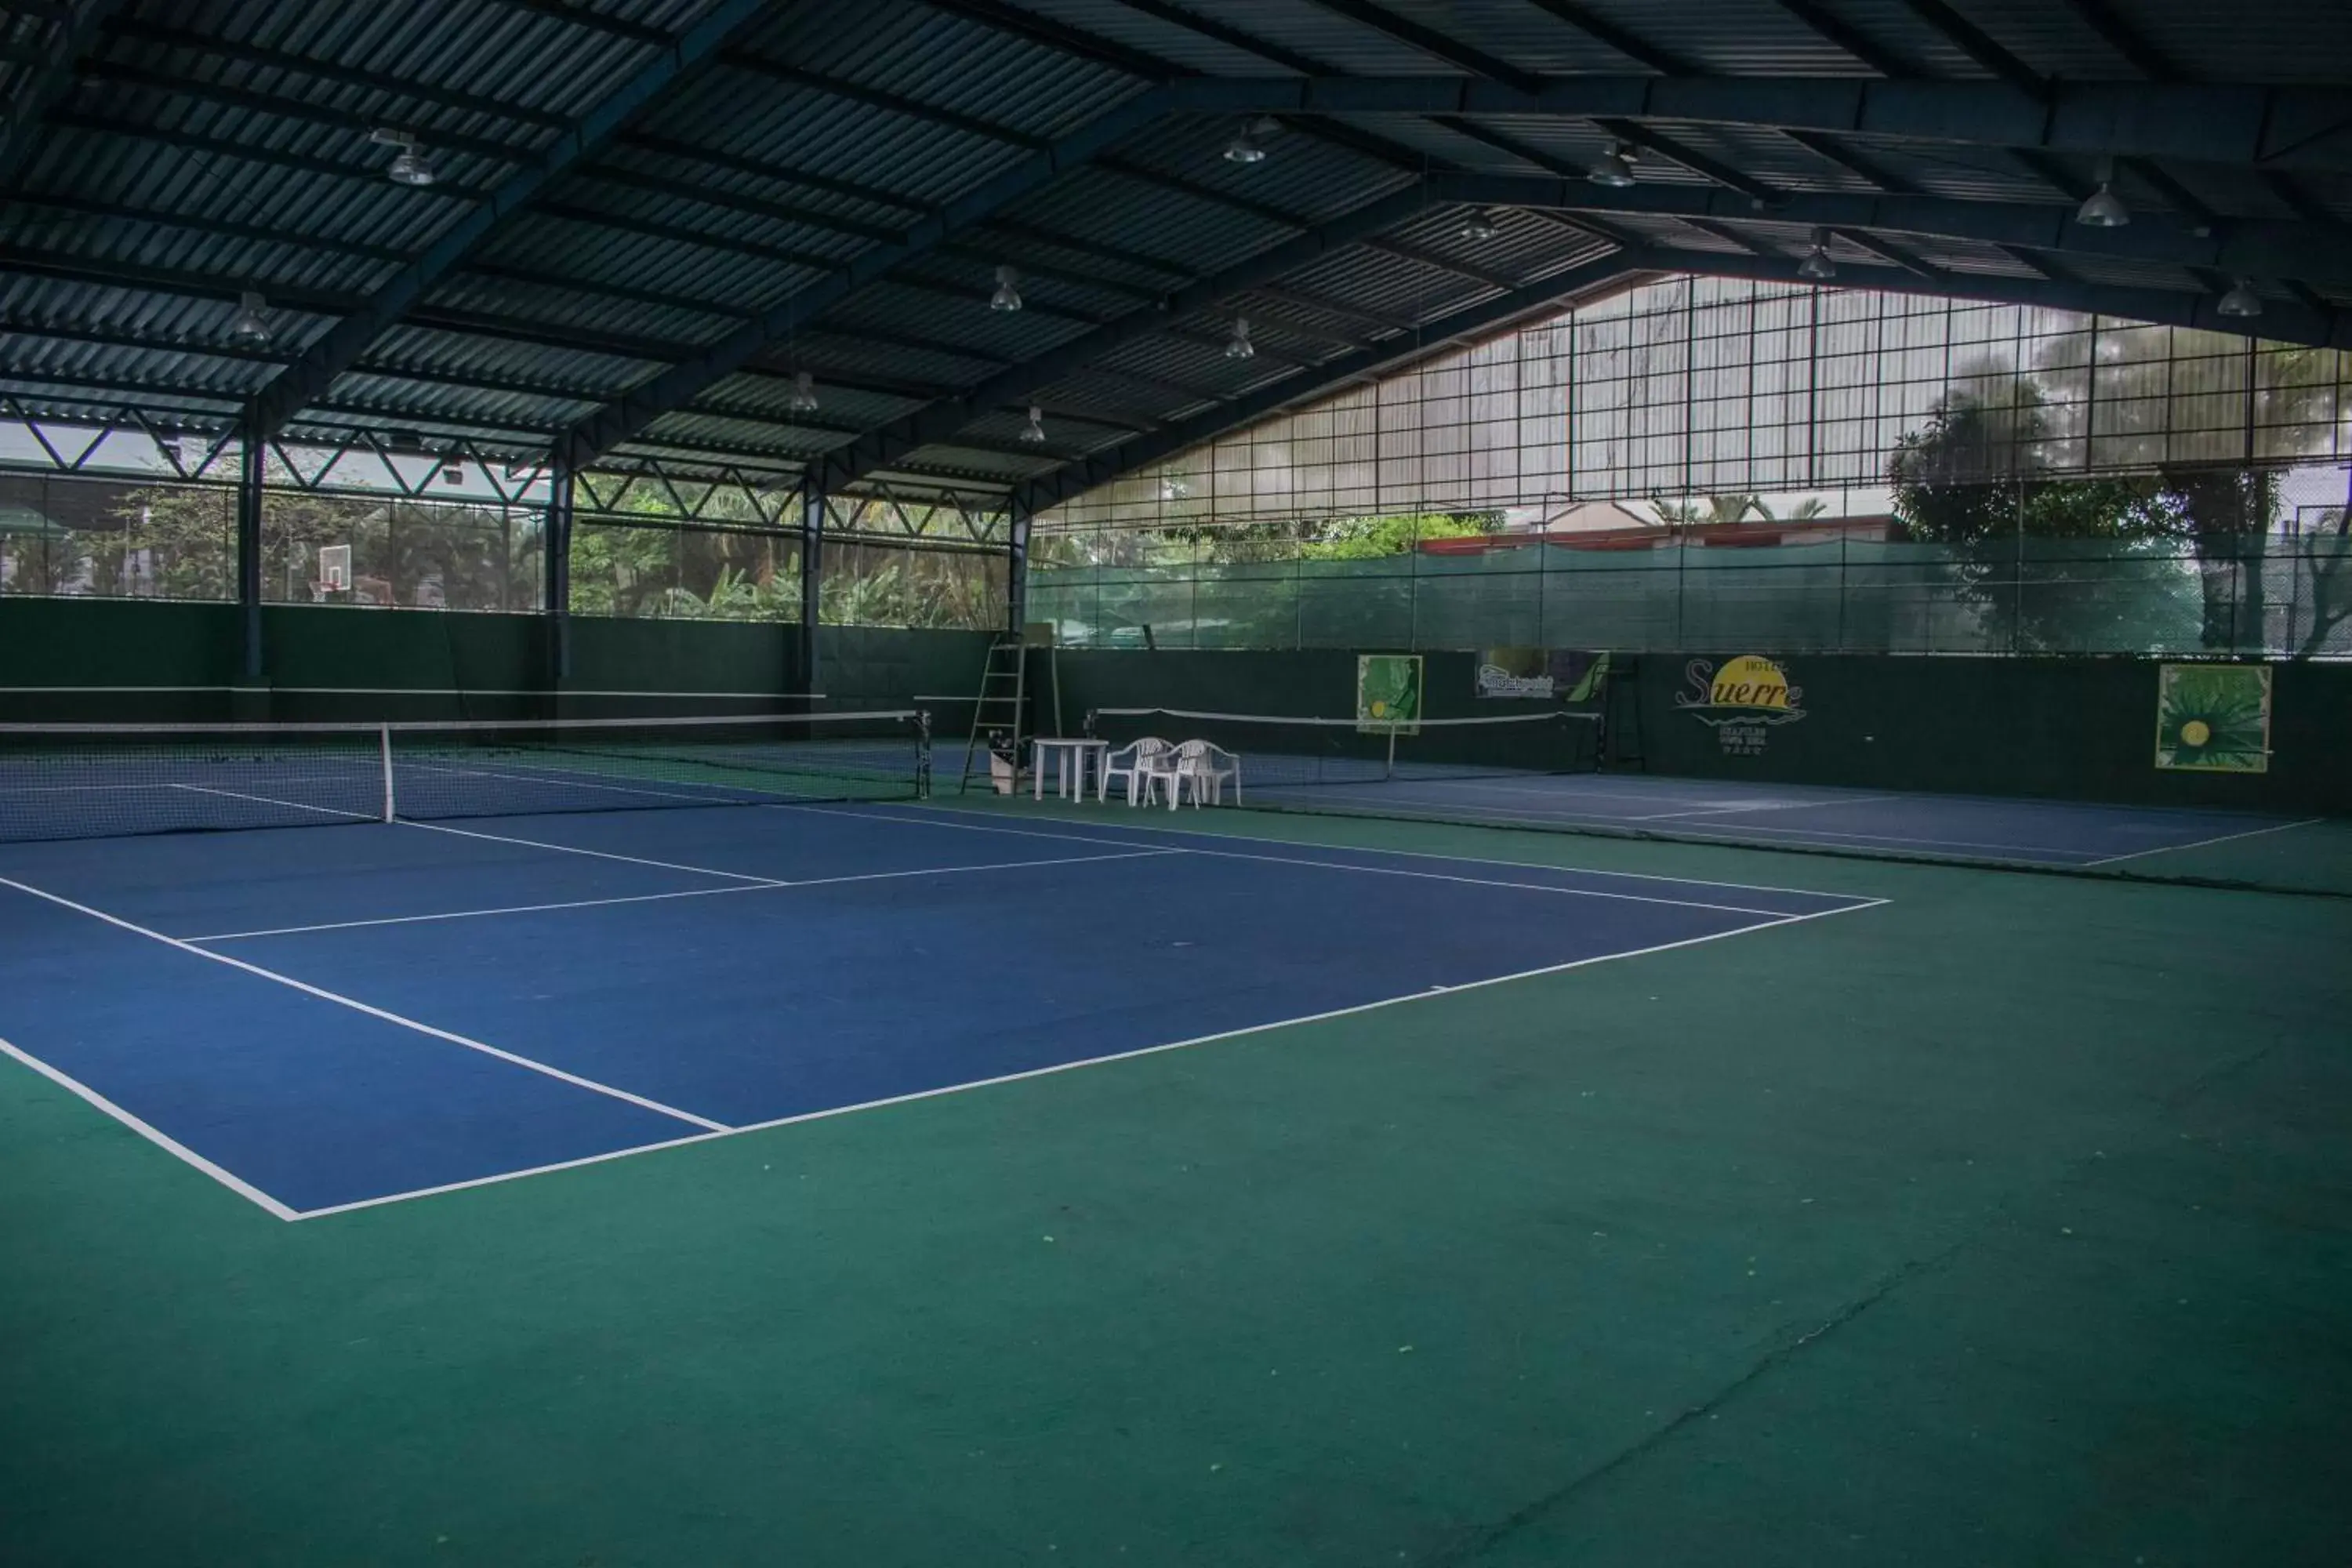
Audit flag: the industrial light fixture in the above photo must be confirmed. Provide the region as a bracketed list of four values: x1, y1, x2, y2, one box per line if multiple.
[1797, 230, 1836, 281]
[372, 127, 436, 187]
[230, 290, 272, 346]
[1223, 116, 1279, 165]
[2217, 277, 2263, 318]
[1587, 142, 1637, 188]
[1459, 209, 1501, 242]
[990, 264, 1023, 312]
[787, 371, 820, 413]
[1225, 315, 1255, 360]
[441, 457, 466, 485]
[2075, 159, 2128, 227]
[1019, 405, 1047, 445]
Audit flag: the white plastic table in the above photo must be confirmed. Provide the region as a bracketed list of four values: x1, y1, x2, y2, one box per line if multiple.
[1032, 737, 1109, 801]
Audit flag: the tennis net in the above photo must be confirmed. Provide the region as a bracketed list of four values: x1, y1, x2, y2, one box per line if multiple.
[0, 711, 930, 844]
[1087, 706, 1602, 791]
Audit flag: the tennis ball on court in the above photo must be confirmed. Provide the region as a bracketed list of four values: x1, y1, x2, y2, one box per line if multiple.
[2180, 719, 2212, 746]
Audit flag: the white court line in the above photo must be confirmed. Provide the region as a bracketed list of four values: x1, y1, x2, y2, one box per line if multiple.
[1243, 787, 2098, 862]
[170, 782, 377, 820]
[183, 880, 786, 942]
[1628, 793, 1910, 821]
[292, 897, 1888, 1221]
[0, 872, 731, 1137]
[776, 800, 1873, 913]
[0, 1031, 303, 1221]
[182, 848, 1182, 942]
[400, 818, 779, 883]
[786, 800, 1882, 904]
[2082, 816, 2328, 867]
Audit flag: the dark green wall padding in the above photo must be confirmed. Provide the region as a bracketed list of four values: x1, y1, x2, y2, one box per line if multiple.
[1055, 646, 2350, 816]
[0, 599, 993, 723]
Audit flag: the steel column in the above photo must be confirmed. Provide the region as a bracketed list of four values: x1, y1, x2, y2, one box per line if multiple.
[800, 484, 824, 699]
[544, 459, 575, 686]
[235, 432, 264, 684]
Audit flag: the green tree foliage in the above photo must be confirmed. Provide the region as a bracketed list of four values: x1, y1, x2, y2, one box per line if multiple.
[1889, 376, 2197, 652]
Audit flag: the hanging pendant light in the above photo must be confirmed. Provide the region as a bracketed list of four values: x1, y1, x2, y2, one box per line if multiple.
[1587, 142, 1636, 188]
[230, 290, 272, 346]
[2075, 160, 2129, 227]
[2216, 277, 2263, 318]
[1225, 316, 1255, 360]
[1019, 405, 1047, 445]
[1223, 117, 1279, 165]
[787, 371, 820, 413]
[990, 265, 1023, 312]
[1458, 209, 1501, 242]
[1797, 230, 1836, 281]
[372, 128, 436, 187]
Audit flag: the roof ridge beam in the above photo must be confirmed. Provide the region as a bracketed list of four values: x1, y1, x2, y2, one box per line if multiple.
[1655, 246, 2349, 350]
[1160, 78, 2352, 174]
[1427, 172, 2352, 296]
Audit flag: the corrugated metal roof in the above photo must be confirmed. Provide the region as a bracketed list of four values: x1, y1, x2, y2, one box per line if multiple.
[2, 0, 2341, 506]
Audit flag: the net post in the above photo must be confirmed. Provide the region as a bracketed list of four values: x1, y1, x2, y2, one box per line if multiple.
[379, 723, 395, 822]
[913, 709, 932, 799]
[1385, 720, 1399, 780]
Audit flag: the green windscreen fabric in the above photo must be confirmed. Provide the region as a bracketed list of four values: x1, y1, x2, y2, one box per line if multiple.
[1031, 531, 2350, 658]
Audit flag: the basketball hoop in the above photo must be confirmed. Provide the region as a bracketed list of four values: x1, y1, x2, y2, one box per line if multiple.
[316, 543, 352, 598]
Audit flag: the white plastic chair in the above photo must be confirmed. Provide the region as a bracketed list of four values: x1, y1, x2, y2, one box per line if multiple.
[1099, 736, 1176, 806]
[1171, 739, 1241, 808]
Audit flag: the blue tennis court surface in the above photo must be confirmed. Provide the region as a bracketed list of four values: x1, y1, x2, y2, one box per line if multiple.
[0, 803, 1881, 1219]
[1243, 771, 2317, 869]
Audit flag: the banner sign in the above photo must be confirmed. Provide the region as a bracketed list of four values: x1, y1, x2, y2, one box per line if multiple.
[1476, 649, 1610, 702]
[2155, 662, 2270, 772]
[1356, 654, 1423, 735]
[1675, 655, 1806, 757]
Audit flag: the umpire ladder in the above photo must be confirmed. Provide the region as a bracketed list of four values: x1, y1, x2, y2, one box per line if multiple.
[957, 633, 1029, 793]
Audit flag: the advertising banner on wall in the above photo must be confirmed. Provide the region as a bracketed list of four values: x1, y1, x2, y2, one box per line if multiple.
[1674, 655, 1808, 757]
[1356, 654, 1423, 735]
[2154, 662, 2271, 771]
[1475, 649, 1610, 701]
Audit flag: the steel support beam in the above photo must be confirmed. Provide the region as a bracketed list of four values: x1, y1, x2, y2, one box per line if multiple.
[544, 458, 574, 684]
[1297, 0, 1541, 90]
[1646, 245, 2350, 349]
[236, 430, 264, 683]
[815, 182, 1439, 493]
[1005, 501, 1029, 637]
[799, 483, 822, 696]
[238, 0, 773, 443]
[1156, 78, 2352, 174]
[1425, 172, 2352, 297]
[1016, 254, 1640, 514]
[554, 85, 1174, 473]
[0, 0, 129, 187]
